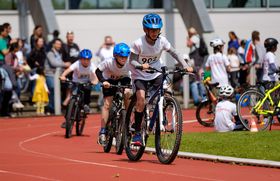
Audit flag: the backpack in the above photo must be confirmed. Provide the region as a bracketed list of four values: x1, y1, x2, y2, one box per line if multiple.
[198, 37, 209, 57]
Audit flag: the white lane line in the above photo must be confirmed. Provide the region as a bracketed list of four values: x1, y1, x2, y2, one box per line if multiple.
[18, 130, 222, 181]
[0, 169, 60, 181]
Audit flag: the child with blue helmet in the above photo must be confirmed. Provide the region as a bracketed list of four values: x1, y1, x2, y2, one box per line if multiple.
[60, 49, 98, 128]
[95, 43, 132, 146]
[129, 13, 192, 146]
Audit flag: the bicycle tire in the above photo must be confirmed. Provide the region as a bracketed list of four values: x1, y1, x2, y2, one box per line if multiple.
[124, 97, 147, 161]
[155, 96, 182, 164]
[103, 110, 114, 153]
[76, 113, 85, 136]
[237, 89, 271, 131]
[115, 109, 126, 155]
[65, 99, 77, 138]
[196, 100, 215, 127]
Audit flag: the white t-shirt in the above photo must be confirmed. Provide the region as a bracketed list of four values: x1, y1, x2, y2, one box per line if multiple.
[205, 52, 230, 86]
[70, 61, 97, 83]
[262, 51, 278, 82]
[130, 35, 171, 80]
[227, 54, 240, 72]
[95, 47, 114, 63]
[214, 100, 237, 132]
[189, 34, 200, 54]
[97, 58, 130, 80]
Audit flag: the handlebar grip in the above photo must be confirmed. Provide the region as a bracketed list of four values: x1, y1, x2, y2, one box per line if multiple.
[135, 65, 143, 70]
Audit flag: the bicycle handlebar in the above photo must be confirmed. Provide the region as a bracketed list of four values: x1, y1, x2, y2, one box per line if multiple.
[135, 65, 195, 76]
[60, 79, 95, 87]
[101, 84, 132, 89]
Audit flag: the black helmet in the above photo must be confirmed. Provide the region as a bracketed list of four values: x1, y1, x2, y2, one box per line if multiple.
[264, 38, 278, 50]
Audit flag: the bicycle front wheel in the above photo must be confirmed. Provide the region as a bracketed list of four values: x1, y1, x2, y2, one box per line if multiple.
[76, 113, 85, 136]
[155, 96, 182, 164]
[115, 109, 126, 155]
[196, 100, 215, 127]
[65, 99, 77, 138]
[103, 109, 114, 153]
[237, 89, 271, 131]
[124, 97, 147, 161]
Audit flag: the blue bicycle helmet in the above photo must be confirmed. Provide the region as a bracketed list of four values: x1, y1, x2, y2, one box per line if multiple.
[142, 13, 163, 29]
[113, 43, 130, 57]
[80, 49, 92, 59]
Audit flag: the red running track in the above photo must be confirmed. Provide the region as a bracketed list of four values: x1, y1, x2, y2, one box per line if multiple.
[0, 109, 280, 181]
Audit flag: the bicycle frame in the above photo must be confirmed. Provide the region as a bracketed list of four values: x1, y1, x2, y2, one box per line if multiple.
[253, 83, 280, 115]
[145, 67, 174, 132]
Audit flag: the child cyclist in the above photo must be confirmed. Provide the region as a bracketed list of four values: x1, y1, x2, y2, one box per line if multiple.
[95, 43, 131, 146]
[129, 13, 192, 146]
[262, 38, 279, 84]
[214, 85, 244, 132]
[60, 49, 98, 128]
[205, 38, 231, 86]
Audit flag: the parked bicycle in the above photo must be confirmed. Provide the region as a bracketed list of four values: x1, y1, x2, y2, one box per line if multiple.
[62, 79, 93, 138]
[124, 66, 192, 164]
[196, 79, 219, 127]
[103, 83, 132, 155]
[237, 77, 280, 131]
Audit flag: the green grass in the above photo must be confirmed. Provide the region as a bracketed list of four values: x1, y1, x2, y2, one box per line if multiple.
[148, 131, 280, 161]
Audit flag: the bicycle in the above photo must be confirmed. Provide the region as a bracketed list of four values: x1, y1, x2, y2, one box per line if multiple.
[195, 79, 219, 127]
[237, 79, 280, 131]
[124, 66, 191, 164]
[62, 79, 93, 138]
[103, 83, 132, 155]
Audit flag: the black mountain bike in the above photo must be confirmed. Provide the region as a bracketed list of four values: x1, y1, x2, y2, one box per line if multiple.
[103, 84, 132, 155]
[63, 80, 93, 138]
[124, 66, 191, 164]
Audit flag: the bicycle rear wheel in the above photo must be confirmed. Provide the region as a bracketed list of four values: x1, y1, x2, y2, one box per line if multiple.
[196, 100, 215, 127]
[237, 89, 271, 131]
[65, 99, 77, 138]
[115, 109, 126, 155]
[155, 96, 182, 164]
[103, 110, 114, 153]
[124, 97, 147, 161]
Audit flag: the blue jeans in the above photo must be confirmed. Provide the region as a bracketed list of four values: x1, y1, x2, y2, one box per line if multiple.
[46, 76, 54, 113]
[190, 81, 207, 106]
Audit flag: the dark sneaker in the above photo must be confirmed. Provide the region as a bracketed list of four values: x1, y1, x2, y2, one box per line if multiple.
[131, 133, 143, 146]
[60, 121, 66, 128]
[84, 104, 91, 114]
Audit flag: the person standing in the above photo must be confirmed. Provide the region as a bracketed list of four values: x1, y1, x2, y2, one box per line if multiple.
[45, 38, 70, 114]
[95, 36, 115, 111]
[186, 27, 207, 105]
[61, 31, 80, 107]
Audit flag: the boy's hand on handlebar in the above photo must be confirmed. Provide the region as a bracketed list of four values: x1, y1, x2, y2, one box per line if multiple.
[60, 76, 67, 81]
[103, 81, 111, 88]
[185, 66, 193, 72]
[142, 63, 150, 70]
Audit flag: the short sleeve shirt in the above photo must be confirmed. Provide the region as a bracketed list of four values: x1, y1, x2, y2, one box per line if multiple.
[97, 58, 130, 80]
[205, 52, 230, 86]
[0, 38, 7, 62]
[214, 100, 237, 132]
[262, 52, 278, 82]
[130, 35, 171, 80]
[70, 61, 97, 83]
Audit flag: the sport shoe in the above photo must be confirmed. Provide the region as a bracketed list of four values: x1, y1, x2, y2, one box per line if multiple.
[83, 104, 91, 114]
[60, 121, 66, 128]
[131, 132, 143, 146]
[98, 133, 106, 146]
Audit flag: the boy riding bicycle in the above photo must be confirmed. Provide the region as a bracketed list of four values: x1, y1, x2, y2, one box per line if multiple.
[95, 43, 132, 146]
[60, 49, 98, 128]
[129, 13, 192, 146]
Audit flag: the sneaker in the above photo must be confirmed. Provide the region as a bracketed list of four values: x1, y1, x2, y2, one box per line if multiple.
[131, 132, 143, 146]
[83, 104, 91, 114]
[98, 133, 106, 146]
[60, 121, 66, 128]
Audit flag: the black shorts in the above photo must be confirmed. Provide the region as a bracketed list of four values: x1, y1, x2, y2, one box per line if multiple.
[102, 77, 131, 97]
[134, 74, 163, 92]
